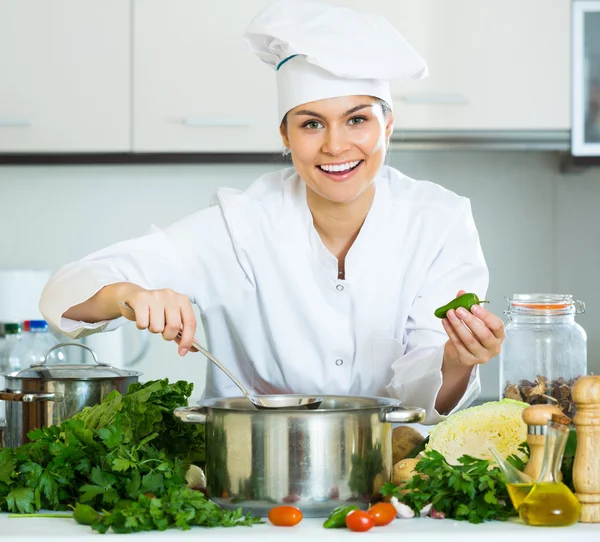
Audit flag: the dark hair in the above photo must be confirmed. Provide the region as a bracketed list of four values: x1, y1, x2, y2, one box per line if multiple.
[280, 97, 392, 131]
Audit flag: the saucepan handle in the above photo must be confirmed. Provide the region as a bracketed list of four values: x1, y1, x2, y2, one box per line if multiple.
[381, 404, 426, 424]
[0, 390, 63, 402]
[174, 406, 208, 424]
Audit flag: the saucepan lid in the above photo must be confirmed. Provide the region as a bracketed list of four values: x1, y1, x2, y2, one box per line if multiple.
[4, 342, 142, 380]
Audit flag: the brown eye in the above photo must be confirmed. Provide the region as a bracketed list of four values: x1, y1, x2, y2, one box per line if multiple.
[302, 120, 323, 130]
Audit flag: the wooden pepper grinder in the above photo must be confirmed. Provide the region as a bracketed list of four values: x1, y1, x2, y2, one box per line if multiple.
[522, 404, 564, 481]
[573, 375, 600, 523]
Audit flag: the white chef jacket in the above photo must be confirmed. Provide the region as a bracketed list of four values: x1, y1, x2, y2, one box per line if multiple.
[39, 166, 488, 424]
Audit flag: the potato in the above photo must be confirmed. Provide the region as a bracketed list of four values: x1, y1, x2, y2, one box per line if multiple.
[392, 458, 420, 486]
[392, 425, 426, 465]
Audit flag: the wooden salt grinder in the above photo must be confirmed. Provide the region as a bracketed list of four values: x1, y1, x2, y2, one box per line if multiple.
[573, 376, 600, 523]
[522, 404, 564, 481]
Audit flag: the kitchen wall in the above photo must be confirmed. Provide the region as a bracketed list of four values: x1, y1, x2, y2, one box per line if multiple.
[0, 150, 598, 406]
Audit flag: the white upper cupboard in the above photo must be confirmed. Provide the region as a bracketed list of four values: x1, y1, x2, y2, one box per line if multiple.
[330, 0, 571, 131]
[0, 0, 130, 152]
[0, 0, 571, 154]
[132, 0, 282, 153]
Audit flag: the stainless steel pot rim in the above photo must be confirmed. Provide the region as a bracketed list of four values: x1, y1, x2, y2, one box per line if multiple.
[3, 364, 142, 380]
[200, 394, 412, 412]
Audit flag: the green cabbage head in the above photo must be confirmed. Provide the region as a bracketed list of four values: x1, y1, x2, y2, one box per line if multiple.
[426, 399, 528, 464]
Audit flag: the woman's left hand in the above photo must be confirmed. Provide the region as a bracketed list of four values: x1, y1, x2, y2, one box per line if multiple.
[441, 290, 505, 368]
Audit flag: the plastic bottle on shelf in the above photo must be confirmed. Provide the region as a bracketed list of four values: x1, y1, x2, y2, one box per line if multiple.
[9, 320, 65, 369]
[0, 323, 23, 422]
[0, 323, 22, 373]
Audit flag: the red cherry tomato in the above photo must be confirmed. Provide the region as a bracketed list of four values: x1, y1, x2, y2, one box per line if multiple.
[345, 510, 375, 532]
[367, 502, 396, 526]
[268, 506, 303, 527]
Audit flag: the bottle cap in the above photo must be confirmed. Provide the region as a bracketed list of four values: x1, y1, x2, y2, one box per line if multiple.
[22, 320, 31, 332]
[4, 323, 21, 334]
[28, 320, 48, 331]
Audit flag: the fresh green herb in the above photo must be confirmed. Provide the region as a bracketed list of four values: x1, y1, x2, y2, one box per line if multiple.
[380, 450, 517, 524]
[0, 379, 261, 533]
[85, 487, 260, 534]
[506, 441, 530, 472]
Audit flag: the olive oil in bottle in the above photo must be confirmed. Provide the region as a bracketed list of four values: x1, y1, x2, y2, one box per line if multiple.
[506, 483, 533, 509]
[519, 482, 581, 526]
[518, 414, 581, 527]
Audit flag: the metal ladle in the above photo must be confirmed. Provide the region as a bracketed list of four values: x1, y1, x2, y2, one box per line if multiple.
[120, 302, 322, 410]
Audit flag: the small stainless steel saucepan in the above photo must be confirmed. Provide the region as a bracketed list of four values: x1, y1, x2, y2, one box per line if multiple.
[0, 343, 141, 447]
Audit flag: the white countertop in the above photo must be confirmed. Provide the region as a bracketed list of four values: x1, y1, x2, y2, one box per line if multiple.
[6, 514, 600, 541]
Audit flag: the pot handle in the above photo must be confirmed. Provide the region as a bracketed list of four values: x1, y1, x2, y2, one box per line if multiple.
[31, 342, 111, 368]
[381, 404, 426, 424]
[0, 390, 63, 402]
[174, 406, 207, 424]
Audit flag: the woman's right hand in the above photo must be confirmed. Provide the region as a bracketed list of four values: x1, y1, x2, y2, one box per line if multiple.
[118, 285, 197, 356]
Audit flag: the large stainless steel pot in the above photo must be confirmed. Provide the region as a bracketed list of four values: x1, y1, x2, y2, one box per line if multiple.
[0, 343, 141, 447]
[175, 395, 425, 517]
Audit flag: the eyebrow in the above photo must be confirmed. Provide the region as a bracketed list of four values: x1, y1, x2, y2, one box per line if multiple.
[293, 104, 372, 119]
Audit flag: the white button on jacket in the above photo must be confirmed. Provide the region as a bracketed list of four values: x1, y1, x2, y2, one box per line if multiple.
[39, 166, 488, 424]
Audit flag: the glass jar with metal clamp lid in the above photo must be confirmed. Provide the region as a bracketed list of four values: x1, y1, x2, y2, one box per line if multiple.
[499, 294, 587, 417]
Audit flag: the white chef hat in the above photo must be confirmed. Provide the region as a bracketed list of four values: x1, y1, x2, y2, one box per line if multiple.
[243, 0, 428, 123]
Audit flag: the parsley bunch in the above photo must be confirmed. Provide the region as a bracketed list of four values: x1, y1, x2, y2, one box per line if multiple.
[74, 487, 260, 533]
[381, 450, 518, 524]
[0, 379, 261, 532]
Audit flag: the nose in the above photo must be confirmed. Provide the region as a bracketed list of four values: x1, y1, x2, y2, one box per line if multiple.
[322, 125, 351, 156]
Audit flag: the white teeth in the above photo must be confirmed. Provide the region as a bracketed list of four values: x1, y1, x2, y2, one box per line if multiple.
[319, 160, 361, 173]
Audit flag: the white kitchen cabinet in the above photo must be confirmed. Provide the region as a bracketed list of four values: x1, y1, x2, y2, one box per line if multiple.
[329, 0, 571, 131]
[133, 0, 282, 153]
[0, 0, 573, 156]
[0, 0, 130, 152]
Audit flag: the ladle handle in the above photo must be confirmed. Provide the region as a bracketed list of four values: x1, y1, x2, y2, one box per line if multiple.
[182, 333, 253, 399]
[119, 302, 253, 400]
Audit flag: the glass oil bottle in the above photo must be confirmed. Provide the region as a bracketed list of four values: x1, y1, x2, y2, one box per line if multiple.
[489, 444, 534, 510]
[518, 414, 581, 526]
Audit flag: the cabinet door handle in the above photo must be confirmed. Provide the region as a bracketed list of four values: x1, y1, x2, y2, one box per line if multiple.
[397, 93, 470, 105]
[182, 117, 252, 127]
[0, 117, 32, 127]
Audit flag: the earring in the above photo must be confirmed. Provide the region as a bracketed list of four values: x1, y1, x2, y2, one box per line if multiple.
[282, 147, 290, 156]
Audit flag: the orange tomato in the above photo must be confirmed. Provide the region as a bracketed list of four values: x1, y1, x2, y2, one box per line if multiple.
[268, 505, 303, 527]
[345, 510, 375, 532]
[367, 502, 396, 526]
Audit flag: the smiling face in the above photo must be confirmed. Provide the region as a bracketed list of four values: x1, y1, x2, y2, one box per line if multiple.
[280, 95, 394, 205]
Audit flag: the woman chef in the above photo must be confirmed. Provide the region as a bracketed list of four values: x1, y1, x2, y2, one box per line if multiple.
[39, 0, 504, 424]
